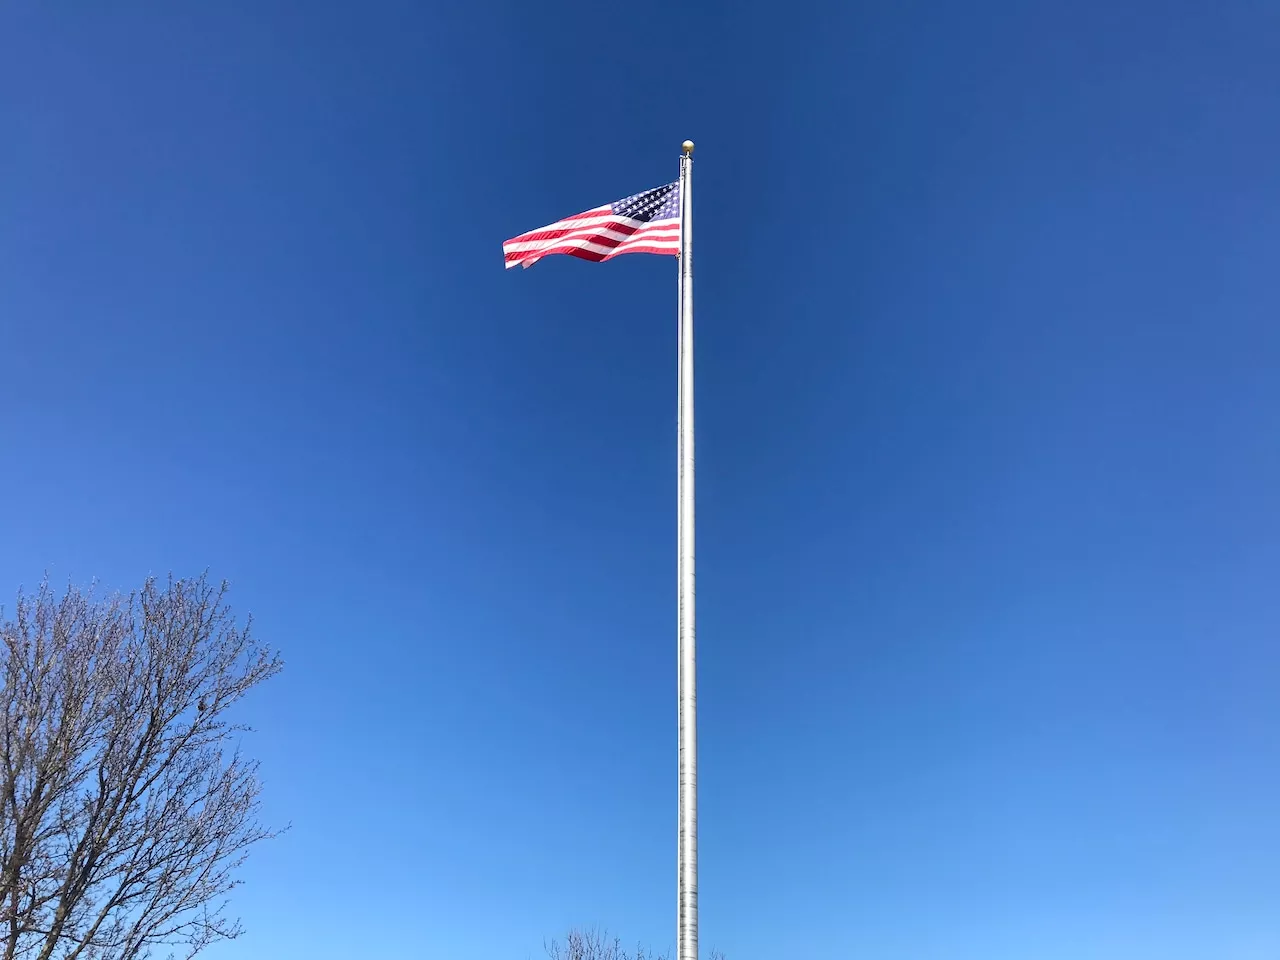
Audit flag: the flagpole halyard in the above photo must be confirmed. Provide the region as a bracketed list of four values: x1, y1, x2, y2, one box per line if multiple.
[676, 139, 697, 960]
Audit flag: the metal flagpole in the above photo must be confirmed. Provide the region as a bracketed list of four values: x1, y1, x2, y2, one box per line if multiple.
[676, 138, 697, 960]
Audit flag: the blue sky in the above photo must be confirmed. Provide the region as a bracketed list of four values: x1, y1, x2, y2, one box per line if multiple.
[3, 2, 1280, 958]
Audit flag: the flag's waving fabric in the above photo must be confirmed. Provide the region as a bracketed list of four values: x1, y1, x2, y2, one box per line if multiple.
[503, 181, 680, 269]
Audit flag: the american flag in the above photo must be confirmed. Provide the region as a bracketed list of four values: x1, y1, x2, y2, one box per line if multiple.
[503, 181, 681, 269]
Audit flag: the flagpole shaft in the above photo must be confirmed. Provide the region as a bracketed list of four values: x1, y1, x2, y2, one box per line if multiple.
[676, 141, 697, 960]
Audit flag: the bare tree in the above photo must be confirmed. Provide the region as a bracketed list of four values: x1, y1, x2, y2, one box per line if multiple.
[546, 929, 665, 960]
[0, 574, 282, 960]
[544, 929, 726, 960]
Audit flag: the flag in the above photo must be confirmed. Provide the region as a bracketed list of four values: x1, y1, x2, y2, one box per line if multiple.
[503, 181, 681, 269]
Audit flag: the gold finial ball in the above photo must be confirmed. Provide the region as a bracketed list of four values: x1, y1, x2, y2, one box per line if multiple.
[682, 140, 695, 155]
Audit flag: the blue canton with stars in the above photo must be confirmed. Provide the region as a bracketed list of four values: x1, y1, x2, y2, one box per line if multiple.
[611, 181, 680, 222]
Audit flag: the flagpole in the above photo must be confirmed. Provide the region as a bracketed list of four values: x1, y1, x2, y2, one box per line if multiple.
[676, 138, 697, 960]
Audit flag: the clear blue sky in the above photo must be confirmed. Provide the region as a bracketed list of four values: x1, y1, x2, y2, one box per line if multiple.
[3, 3, 1279, 958]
